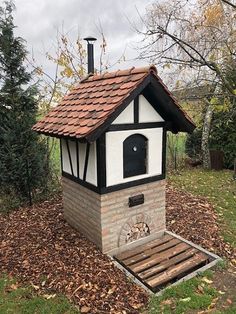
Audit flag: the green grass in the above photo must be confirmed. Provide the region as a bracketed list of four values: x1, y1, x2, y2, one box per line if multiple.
[0, 275, 78, 314]
[169, 169, 236, 247]
[148, 271, 218, 314]
[167, 133, 187, 170]
[167, 133, 186, 156]
[214, 308, 236, 314]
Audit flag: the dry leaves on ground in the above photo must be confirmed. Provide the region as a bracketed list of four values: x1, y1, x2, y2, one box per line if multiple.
[0, 196, 148, 314]
[166, 185, 236, 262]
[0, 185, 235, 313]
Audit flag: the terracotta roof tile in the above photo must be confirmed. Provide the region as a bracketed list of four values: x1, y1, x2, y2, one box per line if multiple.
[119, 81, 137, 90]
[33, 65, 195, 139]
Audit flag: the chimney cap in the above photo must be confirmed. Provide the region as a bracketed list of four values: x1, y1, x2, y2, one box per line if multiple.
[84, 36, 97, 44]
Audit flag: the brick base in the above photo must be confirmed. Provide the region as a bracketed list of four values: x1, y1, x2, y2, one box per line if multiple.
[62, 177, 166, 253]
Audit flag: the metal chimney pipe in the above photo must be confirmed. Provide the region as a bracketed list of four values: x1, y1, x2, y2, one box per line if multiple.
[83, 36, 97, 74]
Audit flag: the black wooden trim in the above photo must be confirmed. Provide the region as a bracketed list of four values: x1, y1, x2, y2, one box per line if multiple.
[134, 96, 139, 124]
[87, 75, 151, 141]
[96, 134, 106, 188]
[76, 140, 79, 178]
[62, 170, 164, 195]
[60, 139, 63, 171]
[100, 174, 165, 194]
[149, 76, 195, 133]
[83, 142, 90, 181]
[96, 140, 100, 186]
[162, 127, 167, 178]
[141, 88, 167, 124]
[62, 171, 99, 193]
[35, 72, 195, 141]
[66, 139, 74, 176]
[108, 122, 165, 132]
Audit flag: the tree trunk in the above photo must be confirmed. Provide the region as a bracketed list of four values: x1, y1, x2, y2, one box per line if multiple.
[201, 100, 213, 169]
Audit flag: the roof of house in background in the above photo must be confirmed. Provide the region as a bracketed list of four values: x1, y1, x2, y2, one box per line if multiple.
[32, 65, 195, 141]
[173, 84, 216, 101]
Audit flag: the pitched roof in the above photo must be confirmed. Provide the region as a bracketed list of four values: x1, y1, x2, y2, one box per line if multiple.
[33, 65, 195, 141]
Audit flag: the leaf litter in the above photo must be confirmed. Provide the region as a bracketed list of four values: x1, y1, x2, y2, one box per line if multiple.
[0, 185, 235, 313]
[166, 185, 236, 262]
[0, 196, 148, 313]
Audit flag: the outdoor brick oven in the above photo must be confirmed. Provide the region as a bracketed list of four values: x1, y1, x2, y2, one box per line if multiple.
[33, 40, 195, 253]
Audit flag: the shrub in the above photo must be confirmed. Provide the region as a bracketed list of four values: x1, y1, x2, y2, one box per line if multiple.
[209, 111, 236, 169]
[185, 128, 202, 161]
[0, 2, 52, 208]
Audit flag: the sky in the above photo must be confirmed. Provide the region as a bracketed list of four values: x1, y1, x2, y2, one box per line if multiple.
[12, 0, 154, 77]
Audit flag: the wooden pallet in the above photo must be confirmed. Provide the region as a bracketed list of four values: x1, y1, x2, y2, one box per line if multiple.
[114, 234, 210, 292]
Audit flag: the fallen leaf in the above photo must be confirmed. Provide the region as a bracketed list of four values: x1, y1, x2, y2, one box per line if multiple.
[197, 284, 204, 293]
[180, 297, 191, 302]
[107, 285, 117, 295]
[208, 297, 218, 309]
[43, 294, 56, 299]
[9, 283, 18, 291]
[80, 306, 91, 313]
[55, 244, 61, 250]
[202, 277, 213, 284]
[131, 303, 143, 309]
[31, 283, 40, 290]
[161, 299, 172, 305]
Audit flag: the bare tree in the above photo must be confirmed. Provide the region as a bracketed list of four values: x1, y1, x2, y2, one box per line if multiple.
[222, 0, 236, 9]
[30, 26, 126, 112]
[137, 0, 236, 168]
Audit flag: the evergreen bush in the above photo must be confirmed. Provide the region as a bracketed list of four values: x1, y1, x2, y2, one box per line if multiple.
[185, 128, 202, 161]
[185, 110, 236, 169]
[0, 1, 51, 209]
[209, 111, 236, 169]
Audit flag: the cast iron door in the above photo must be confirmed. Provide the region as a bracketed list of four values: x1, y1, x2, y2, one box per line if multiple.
[123, 134, 147, 178]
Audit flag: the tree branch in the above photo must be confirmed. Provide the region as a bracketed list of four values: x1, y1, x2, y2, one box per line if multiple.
[221, 0, 236, 9]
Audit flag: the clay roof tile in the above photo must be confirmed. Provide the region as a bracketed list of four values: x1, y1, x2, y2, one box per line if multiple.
[32, 65, 195, 139]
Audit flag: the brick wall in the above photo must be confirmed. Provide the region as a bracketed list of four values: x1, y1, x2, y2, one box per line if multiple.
[62, 177, 166, 253]
[100, 180, 166, 253]
[62, 177, 102, 249]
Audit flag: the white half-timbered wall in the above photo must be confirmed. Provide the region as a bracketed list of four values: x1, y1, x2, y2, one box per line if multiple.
[107, 94, 165, 186]
[112, 95, 164, 124]
[112, 101, 134, 124]
[106, 128, 163, 186]
[61, 95, 165, 189]
[139, 95, 164, 123]
[61, 139, 97, 186]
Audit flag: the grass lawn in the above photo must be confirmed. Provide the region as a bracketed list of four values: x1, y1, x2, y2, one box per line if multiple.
[169, 168, 236, 247]
[147, 262, 236, 313]
[166, 133, 186, 170]
[0, 275, 78, 314]
[147, 168, 236, 314]
[148, 270, 218, 314]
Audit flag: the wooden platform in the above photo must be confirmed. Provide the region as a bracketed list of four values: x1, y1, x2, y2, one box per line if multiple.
[114, 233, 211, 292]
